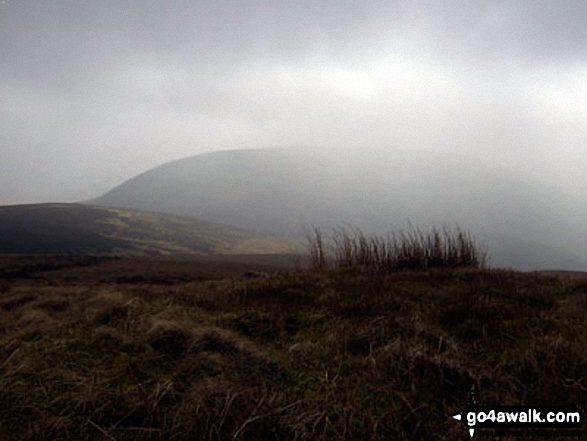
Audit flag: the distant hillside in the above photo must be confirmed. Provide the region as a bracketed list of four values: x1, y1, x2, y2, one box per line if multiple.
[89, 148, 587, 271]
[0, 203, 295, 256]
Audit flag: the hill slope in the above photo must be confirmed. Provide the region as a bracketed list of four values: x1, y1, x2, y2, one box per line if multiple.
[89, 148, 587, 270]
[0, 203, 294, 256]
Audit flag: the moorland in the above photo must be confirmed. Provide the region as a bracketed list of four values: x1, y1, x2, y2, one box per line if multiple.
[1, 229, 586, 440]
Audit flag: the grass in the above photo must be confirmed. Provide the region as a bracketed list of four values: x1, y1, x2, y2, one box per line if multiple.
[0, 254, 585, 440]
[307, 225, 487, 272]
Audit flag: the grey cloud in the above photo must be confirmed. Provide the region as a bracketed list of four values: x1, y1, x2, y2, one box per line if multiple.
[1, 0, 586, 206]
[408, 1, 587, 65]
[3, 1, 585, 99]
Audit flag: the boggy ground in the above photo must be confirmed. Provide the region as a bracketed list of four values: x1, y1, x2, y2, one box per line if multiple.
[0, 255, 586, 440]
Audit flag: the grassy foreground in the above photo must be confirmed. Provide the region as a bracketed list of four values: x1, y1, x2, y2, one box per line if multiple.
[0, 256, 586, 440]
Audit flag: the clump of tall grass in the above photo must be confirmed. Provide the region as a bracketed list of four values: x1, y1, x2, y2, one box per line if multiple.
[307, 225, 487, 272]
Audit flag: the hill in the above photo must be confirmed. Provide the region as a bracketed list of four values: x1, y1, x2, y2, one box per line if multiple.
[89, 148, 587, 271]
[0, 203, 295, 256]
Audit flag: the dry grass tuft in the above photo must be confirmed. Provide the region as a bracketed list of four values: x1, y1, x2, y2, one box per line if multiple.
[16, 309, 54, 329]
[374, 339, 475, 404]
[147, 320, 194, 357]
[92, 325, 126, 348]
[307, 224, 487, 272]
[172, 380, 285, 440]
[191, 328, 241, 355]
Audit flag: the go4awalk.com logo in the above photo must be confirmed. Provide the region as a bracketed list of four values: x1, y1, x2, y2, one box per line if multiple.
[452, 405, 584, 437]
[451, 388, 584, 438]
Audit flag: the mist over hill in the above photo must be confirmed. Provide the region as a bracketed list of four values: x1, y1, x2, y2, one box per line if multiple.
[89, 148, 587, 271]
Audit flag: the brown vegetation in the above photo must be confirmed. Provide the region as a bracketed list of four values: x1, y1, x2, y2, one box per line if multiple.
[307, 225, 486, 272]
[0, 254, 585, 440]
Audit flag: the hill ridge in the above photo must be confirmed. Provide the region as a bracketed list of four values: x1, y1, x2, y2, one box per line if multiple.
[88, 148, 587, 271]
[0, 203, 295, 256]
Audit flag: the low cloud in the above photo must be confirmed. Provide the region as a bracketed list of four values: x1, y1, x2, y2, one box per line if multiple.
[1, 1, 586, 204]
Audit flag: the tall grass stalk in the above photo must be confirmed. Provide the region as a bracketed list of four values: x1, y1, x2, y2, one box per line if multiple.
[307, 225, 486, 272]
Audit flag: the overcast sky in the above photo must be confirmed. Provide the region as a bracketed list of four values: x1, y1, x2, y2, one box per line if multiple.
[1, 0, 586, 204]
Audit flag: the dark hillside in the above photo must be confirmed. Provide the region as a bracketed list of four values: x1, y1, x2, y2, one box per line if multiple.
[0, 203, 294, 256]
